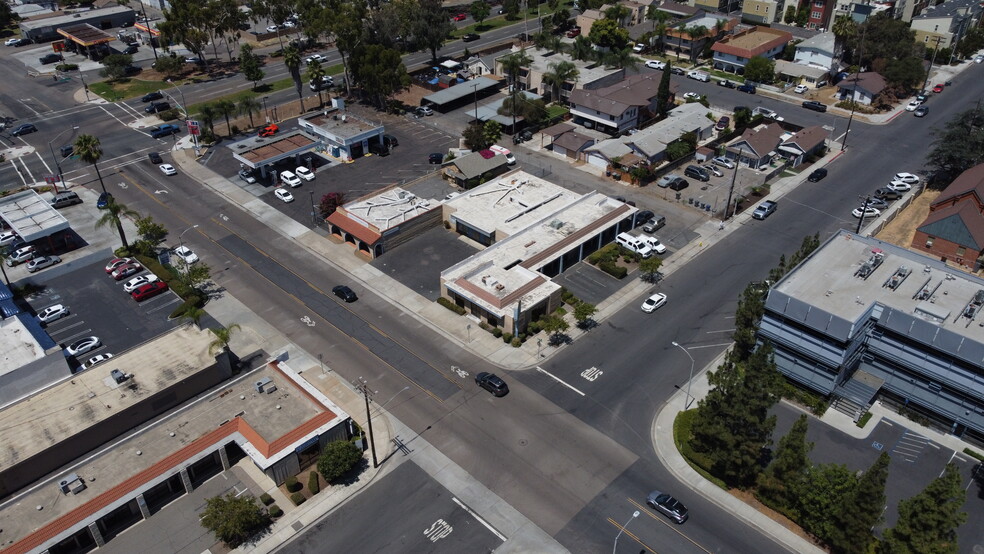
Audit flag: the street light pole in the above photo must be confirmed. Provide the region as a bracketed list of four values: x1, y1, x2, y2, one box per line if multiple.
[672, 341, 696, 409]
[374, 386, 410, 415]
[612, 510, 639, 554]
[179, 224, 199, 247]
[354, 377, 379, 468]
[47, 125, 80, 193]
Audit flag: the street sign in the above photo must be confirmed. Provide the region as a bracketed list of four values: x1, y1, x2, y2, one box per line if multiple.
[187, 120, 200, 136]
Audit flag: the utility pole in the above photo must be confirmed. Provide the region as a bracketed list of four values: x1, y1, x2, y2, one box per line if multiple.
[856, 195, 872, 234]
[842, 25, 867, 152]
[724, 147, 742, 219]
[921, 36, 944, 93]
[353, 377, 378, 468]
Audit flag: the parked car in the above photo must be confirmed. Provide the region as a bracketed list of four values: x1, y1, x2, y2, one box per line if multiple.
[752, 107, 783, 121]
[97, 191, 113, 209]
[684, 165, 710, 182]
[682, 92, 701, 101]
[656, 174, 682, 188]
[643, 215, 666, 233]
[66, 336, 101, 356]
[80, 353, 114, 371]
[647, 490, 689, 524]
[149, 124, 181, 138]
[10, 123, 37, 136]
[105, 257, 134, 273]
[634, 210, 654, 227]
[914, 106, 929, 118]
[141, 91, 164, 102]
[703, 164, 723, 177]
[887, 180, 912, 192]
[793, 84, 808, 94]
[0, 231, 19, 246]
[5, 246, 35, 266]
[123, 43, 139, 55]
[807, 168, 827, 182]
[853, 206, 881, 218]
[295, 166, 315, 181]
[933, 83, 944, 93]
[39, 53, 62, 65]
[752, 201, 778, 220]
[332, 285, 358, 302]
[866, 197, 889, 210]
[802, 100, 827, 112]
[280, 171, 302, 187]
[670, 67, 685, 76]
[416, 106, 434, 116]
[4, 38, 21, 46]
[131, 281, 169, 301]
[112, 263, 143, 281]
[239, 168, 257, 183]
[905, 100, 922, 112]
[645, 60, 666, 70]
[258, 123, 279, 137]
[429, 153, 444, 164]
[715, 116, 730, 131]
[452, 12, 467, 21]
[174, 245, 199, 264]
[632, 42, 645, 54]
[893, 172, 920, 185]
[667, 177, 689, 191]
[717, 79, 736, 88]
[737, 83, 756, 94]
[640, 236, 667, 255]
[712, 156, 735, 169]
[159, 164, 177, 176]
[475, 372, 509, 396]
[874, 187, 902, 200]
[123, 274, 160, 293]
[37, 304, 69, 324]
[27, 255, 60, 273]
[274, 188, 294, 202]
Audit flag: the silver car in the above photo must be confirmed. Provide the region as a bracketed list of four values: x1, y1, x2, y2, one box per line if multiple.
[27, 255, 61, 273]
[647, 490, 689, 523]
[37, 304, 69, 324]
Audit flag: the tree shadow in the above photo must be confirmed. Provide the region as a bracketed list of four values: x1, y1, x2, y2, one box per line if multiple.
[252, 83, 273, 94]
[576, 318, 598, 330]
[640, 271, 663, 284]
[548, 333, 573, 346]
[329, 457, 369, 487]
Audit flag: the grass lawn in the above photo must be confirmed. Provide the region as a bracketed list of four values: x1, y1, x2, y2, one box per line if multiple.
[453, 5, 561, 38]
[546, 105, 569, 119]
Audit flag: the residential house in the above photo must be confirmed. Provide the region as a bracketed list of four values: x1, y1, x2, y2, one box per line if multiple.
[836, 71, 886, 105]
[576, 1, 648, 35]
[777, 126, 827, 166]
[912, 164, 984, 268]
[443, 150, 511, 188]
[711, 26, 794, 74]
[568, 72, 678, 135]
[536, 122, 576, 149]
[664, 12, 738, 61]
[805, 0, 836, 30]
[582, 102, 714, 168]
[493, 47, 625, 103]
[694, 0, 740, 15]
[654, 1, 700, 19]
[551, 130, 596, 160]
[910, 0, 984, 51]
[793, 31, 838, 73]
[742, 0, 782, 24]
[725, 122, 786, 169]
[774, 59, 831, 87]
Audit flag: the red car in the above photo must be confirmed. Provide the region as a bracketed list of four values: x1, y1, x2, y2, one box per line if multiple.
[566, 28, 581, 38]
[452, 13, 467, 21]
[933, 83, 944, 93]
[258, 123, 279, 137]
[105, 257, 134, 273]
[131, 281, 168, 302]
[112, 262, 142, 281]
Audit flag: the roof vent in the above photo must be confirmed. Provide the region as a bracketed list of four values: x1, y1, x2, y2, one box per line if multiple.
[59, 473, 86, 495]
[255, 377, 275, 393]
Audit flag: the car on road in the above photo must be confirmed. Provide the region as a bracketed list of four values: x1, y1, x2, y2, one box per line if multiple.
[112, 263, 143, 281]
[295, 166, 315, 181]
[258, 123, 279, 137]
[682, 92, 701, 101]
[11, 38, 31, 47]
[6, 246, 35, 266]
[715, 116, 730, 131]
[933, 83, 944, 93]
[737, 83, 756, 94]
[239, 168, 257, 183]
[141, 91, 164, 102]
[67, 336, 101, 357]
[802, 100, 827, 112]
[310, 75, 333, 91]
[893, 172, 920, 185]
[332, 285, 358, 302]
[429, 153, 444, 164]
[853, 206, 881, 218]
[144, 101, 170, 114]
[887, 180, 912, 192]
[752, 200, 778, 220]
[4, 38, 21, 46]
[914, 106, 929, 117]
[686, 70, 709, 82]
[905, 100, 922, 112]
[670, 67, 685, 75]
[39, 53, 62, 64]
[475, 372, 509, 397]
[807, 168, 827, 182]
[131, 281, 169, 301]
[416, 106, 434, 116]
[105, 257, 134, 273]
[647, 490, 689, 524]
[123, 274, 160, 293]
[11, 123, 37, 136]
[712, 156, 735, 169]
[37, 304, 69, 324]
[717, 79, 735, 88]
[462, 33, 481, 42]
[159, 164, 177, 176]
[305, 54, 325, 64]
[874, 187, 902, 200]
[793, 84, 808, 94]
[452, 12, 467, 21]
[149, 124, 181, 138]
[280, 171, 302, 187]
[148, 152, 163, 164]
[27, 255, 60, 273]
[174, 245, 199, 264]
[274, 188, 294, 203]
[96, 191, 113, 209]
[976, 54, 984, 64]
[80, 353, 113, 371]
[645, 60, 666, 70]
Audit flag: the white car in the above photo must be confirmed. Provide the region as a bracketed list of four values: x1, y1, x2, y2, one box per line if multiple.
[641, 293, 667, 313]
[905, 100, 922, 112]
[640, 236, 667, 255]
[294, 166, 315, 181]
[275, 188, 294, 203]
[305, 54, 325, 64]
[27, 255, 60, 273]
[852, 206, 882, 218]
[712, 156, 736, 169]
[975, 54, 984, 64]
[682, 92, 701, 101]
[887, 180, 912, 192]
[632, 43, 645, 54]
[645, 60, 666, 70]
[5, 246, 35, 266]
[123, 273, 160, 293]
[174, 245, 199, 264]
[266, 24, 279, 33]
[0, 231, 19, 246]
[67, 336, 101, 356]
[793, 84, 808, 94]
[37, 304, 69, 324]
[159, 164, 177, 176]
[80, 353, 113, 371]
[280, 171, 302, 187]
[4, 38, 20, 46]
[752, 107, 784, 121]
[893, 172, 920, 185]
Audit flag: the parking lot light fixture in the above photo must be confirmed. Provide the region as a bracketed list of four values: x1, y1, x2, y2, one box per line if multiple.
[672, 341, 696, 409]
[613, 510, 640, 554]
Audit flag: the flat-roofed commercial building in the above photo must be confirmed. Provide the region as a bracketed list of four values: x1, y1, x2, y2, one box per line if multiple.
[758, 230, 984, 445]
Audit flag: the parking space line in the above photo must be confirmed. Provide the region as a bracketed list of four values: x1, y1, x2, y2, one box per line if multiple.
[144, 297, 181, 314]
[451, 497, 506, 541]
[59, 329, 93, 344]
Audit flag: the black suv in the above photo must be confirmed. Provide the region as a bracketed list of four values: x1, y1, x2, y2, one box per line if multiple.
[141, 91, 164, 103]
[807, 168, 827, 182]
[802, 100, 827, 112]
[684, 165, 710, 182]
[332, 285, 358, 302]
[39, 53, 62, 65]
[668, 177, 689, 191]
[144, 101, 171, 114]
[148, 152, 163, 164]
[476, 372, 509, 397]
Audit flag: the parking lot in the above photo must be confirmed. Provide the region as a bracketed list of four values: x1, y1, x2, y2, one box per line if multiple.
[370, 227, 479, 301]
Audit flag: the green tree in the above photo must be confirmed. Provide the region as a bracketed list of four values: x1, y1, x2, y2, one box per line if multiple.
[180, 305, 207, 328]
[499, 49, 533, 131]
[743, 56, 775, 83]
[882, 56, 925, 89]
[551, 8, 570, 29]
[573, 302, 597, 328]
[639, 256, 663, 283]
[153, 55, 185, 78]
[135, 215, 169, 249]
[469, 1, 490, 26]
[325, 0, 365, 95]
[416, 0, 454, 62]
[734, 106, 752, 127]
[853, 12, 925, 68]
[305, 60, 328, 106]
[783, 5, 797, 24]
[542, 60, 579, 103]
[756, 414, 813, 515]
[798, 463, 858, 543]
[200, 493, 270, 548]
[349, 44, 410, 109]
[656, 64, 672, 117]
[197, 103, 218, 137]
[540, 314, 570, 341]
[829, 452, 891, 554]
[796, 3, 809, 26]
[588, 18, 629, 50]
[215, 98, 237, 136]
[208, 324, 241, 355]
[483, 120, 502, 146]
[601, 47, 639, 70]
[73, 134, 109, 195]
[462, 122, 488, 150]
[926, 105, 984, 188]
[733, 281, 767, 360]
[317, 440, 363, 483]
[502, 0, 521, 20]
[237, 95, 261, 128]
[956, 27, 984, 59]
[0, 1, 13, 27]
[95, 197, 138, 252]
[239, 43, 265, 89]
[99, 54, 134, 81]
[184, 262, 212, 289]
[283, 44, 304, 113]
[880, 463, 967, 554]
[687, 25, 708, 63]
[570, 36, 596, 61]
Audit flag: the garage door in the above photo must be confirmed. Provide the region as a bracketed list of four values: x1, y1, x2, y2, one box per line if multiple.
[552, 144, 568, 158]
[587, 153, 609, 168]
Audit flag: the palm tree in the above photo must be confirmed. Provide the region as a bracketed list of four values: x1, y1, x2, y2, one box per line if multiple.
[499, 49, 533, 132]
[95, 197, 138, 251]
[542, 61, 579, 104]
[305, 60, 327, 107]
[688, 25, 708, 63]
[197, 103, 218, 137]
[215, 99, 237, 136]
[284, 44, 305, 113]
[237, 96, 261, 128]
[180, 306, 207, 329]
[73, 134, 108, 194]
[570, 35, 595, 61]
[208, 324, 241, 355]
[832, 15, 858, 55]
[603, 47, 640, 70]
[647, 9, 671, 53]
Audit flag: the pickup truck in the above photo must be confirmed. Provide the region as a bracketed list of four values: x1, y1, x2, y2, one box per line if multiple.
[752, 107, 784, 122]
[687, 70, 709, 82]
[149, 124, 181, 138]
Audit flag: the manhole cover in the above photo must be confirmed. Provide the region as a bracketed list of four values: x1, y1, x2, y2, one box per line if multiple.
[518, 439, 528, 447]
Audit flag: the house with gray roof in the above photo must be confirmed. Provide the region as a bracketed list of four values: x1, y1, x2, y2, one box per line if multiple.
[793, 32, 839, 75]
[836, 72, 886, 105]
[582, 102, 713, 168]
[568, 73, 678, 135]
[443, 151, 511, 188]
[725, 122, 787, 169]
[777, 126, 828, 166]
[551, 131, 596, 160]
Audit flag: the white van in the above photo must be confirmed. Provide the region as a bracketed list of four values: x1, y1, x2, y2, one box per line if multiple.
[616, 232, 654, 258]
[489, 145, 516, 165]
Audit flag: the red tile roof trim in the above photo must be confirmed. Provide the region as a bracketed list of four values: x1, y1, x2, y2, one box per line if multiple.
[6, 362, 340, 554]
[326, 209, 383, 245]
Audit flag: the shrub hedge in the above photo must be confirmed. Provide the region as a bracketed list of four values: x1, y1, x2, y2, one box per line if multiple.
[599, 261, 627, 279]
[268, 504, 283, 517]
[436, 296, 466, 314]
[260, 493, 274, 505]
[502, 332, 513, 343]
[290, 492, 306, 506]
[308, 471, 320, 495]
[511, 337, 522, 347]
[285, 476, 301, 493]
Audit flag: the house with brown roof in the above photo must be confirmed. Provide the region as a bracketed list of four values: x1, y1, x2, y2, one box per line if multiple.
[444, 150, 511, 188]
[725, 122, 786, 169]
[777, 125, 827, 166]
[575, 1, 647, 35]
[836, 72, 886, 106]
[655, 1, 701, 19]
[912, 164, 984, 268]
[568, 72, 678, 134]
[551, 130, 596, 159]
[664, 11, 738, 61]
[711, 26, 793, 74]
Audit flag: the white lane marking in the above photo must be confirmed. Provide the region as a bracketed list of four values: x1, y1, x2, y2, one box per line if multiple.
[705, 329, 736, 334]
[98, 104, 132, 127]
[452, 497, 506, 541]
[536, 366, 585, 396]
[686, 342, 733, 349]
